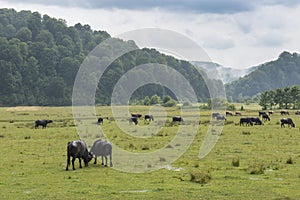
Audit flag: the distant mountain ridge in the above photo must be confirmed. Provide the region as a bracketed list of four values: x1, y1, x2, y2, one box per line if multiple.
[191, 61, 257, 84]
[225, 51, 300, 101]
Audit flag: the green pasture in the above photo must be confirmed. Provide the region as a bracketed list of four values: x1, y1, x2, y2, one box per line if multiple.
[1, 105, 300, 199]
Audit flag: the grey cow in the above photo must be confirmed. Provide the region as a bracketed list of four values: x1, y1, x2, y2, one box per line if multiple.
[90, 140, 113, 167]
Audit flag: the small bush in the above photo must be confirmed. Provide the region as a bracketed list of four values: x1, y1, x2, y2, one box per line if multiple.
[190, 171, 211, 184]
[232, 157, 240, 167]
[249, 163, 265, 174]
[286, 156, 293, 164]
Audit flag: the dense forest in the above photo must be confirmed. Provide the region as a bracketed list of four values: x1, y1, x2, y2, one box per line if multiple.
[259, 85, 300, 110]
[226, 51, 300, 102]
[0, 8, 222, 106]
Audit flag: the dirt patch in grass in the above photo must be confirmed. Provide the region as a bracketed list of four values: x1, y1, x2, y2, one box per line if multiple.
[6, 106, 46, 112]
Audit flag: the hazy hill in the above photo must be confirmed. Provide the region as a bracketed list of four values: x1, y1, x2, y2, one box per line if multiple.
[225, 51, 300, 101]
[191, 61, 257, 84]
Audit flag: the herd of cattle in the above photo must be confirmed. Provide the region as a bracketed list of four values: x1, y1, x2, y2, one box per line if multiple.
[212, 110, 296, 128]
[34, 110, 298, 171]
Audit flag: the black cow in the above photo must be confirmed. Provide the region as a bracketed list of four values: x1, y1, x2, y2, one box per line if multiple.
[35, 120, 53, 128]
[172, 116, 183, 122]
[280, 118, 295, 128]
[261, 113, 270, 121]
[269, 111, 274, 115]
[97, 117, 104, 125]
[240, 118, 253, 126]
[212, 112, 220, 119]
[250, 117, 263, 125]
[258, 111, 267, 117]
[144, 114, 154, 121]
[295, 111, 300, 115]
[226, 111, 233, 116]
[235, 112, 242, 116]
[280, 110, 290, 115]
[216, 115, 226, 121]
[131, 113, 142, 118]
[129, 117, 138, 125]
[66, 140, 93, 171]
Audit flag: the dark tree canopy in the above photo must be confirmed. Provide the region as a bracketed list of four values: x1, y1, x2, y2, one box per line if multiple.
[0, 8, 216, 106]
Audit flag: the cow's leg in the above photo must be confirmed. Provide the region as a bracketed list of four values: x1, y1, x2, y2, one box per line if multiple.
[72, 157, 76, 170]
[104, 156, 108, 167]
[66, 156, 70, 171]
[101, 156, 104, 165]
[94, 156, 97, 164]
[109, 153, 113, 167]
[78, 158, 82, 168]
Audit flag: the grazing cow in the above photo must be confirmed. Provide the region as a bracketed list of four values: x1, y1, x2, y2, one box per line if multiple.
[66, 140, 92, 171]
[129, 117, 138, 125]
[235, 112, 242, 116]
[258, 111, 267, 117]
[35, 120, 53, 128]
[280, 110, 290, 115]
[280, 118, 295, 128]
[295, 111, 300, 115]
[131, 113, 142, 118]
[269, 111, 274, 115]
[216, 115, 226, 121]
[97, 117, 104, 125]
[250, 117, 263, 125]
[144, 114, 154, 121]
[172, 116, 183, 122]
[261, 113, 270, 121]
[240, 118, 253, 126]
[212, 112, 220, 119]
[90, 140, 113, 167]
[226, 111, 233, 116]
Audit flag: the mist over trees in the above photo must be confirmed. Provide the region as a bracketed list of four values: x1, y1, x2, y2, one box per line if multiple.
[0, 8, 222, 106]
[226, 51, 300, 102]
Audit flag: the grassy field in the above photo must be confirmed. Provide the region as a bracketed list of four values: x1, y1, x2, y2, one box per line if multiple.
[1, 104, 300, 199]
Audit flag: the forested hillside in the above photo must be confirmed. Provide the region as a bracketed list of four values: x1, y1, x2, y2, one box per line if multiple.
[225, 51, 300, 102]
[0, 8, 219, 106]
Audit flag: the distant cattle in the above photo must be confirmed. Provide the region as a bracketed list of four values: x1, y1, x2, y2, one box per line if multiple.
[129, 117, 138, 125]
[131, 113, 142, 118]
[212, 112, 220, 119]
[295, 111, 300, 115]
[97, 117, 104, 125]
[90, 139, 113, 167]
[261, 113, 270, 121]
[35, 120, 53, 128]
[235, 112, 242, 116]
[280, 118, 295, 128]
[269, 111, 274, 115]
[172, 116, 183, 123]
[240, 118, 253, 126]
[226, 111, 233, 116]
[280, 110, 290, 115]
[66, 140, 92, 171]
[97, 117, 108, 125]
[258, 111, 267, 117]
[250, 117, 263, 125]
[216, 115, 226, 121]
[144, 114, 154, 121]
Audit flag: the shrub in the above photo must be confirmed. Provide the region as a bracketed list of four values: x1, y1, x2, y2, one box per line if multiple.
[232, 157, 240, 167]
[190, 171, 211, 184]
[249, 162, 265, 174]
[286, 156, 293, 164]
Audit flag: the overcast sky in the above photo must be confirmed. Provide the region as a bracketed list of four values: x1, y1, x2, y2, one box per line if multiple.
[1, 0, 300, 69]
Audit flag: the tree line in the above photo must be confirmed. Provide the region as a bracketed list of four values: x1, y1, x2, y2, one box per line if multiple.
[0, 8, 222, 106]
[259, 85, 300, 110]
